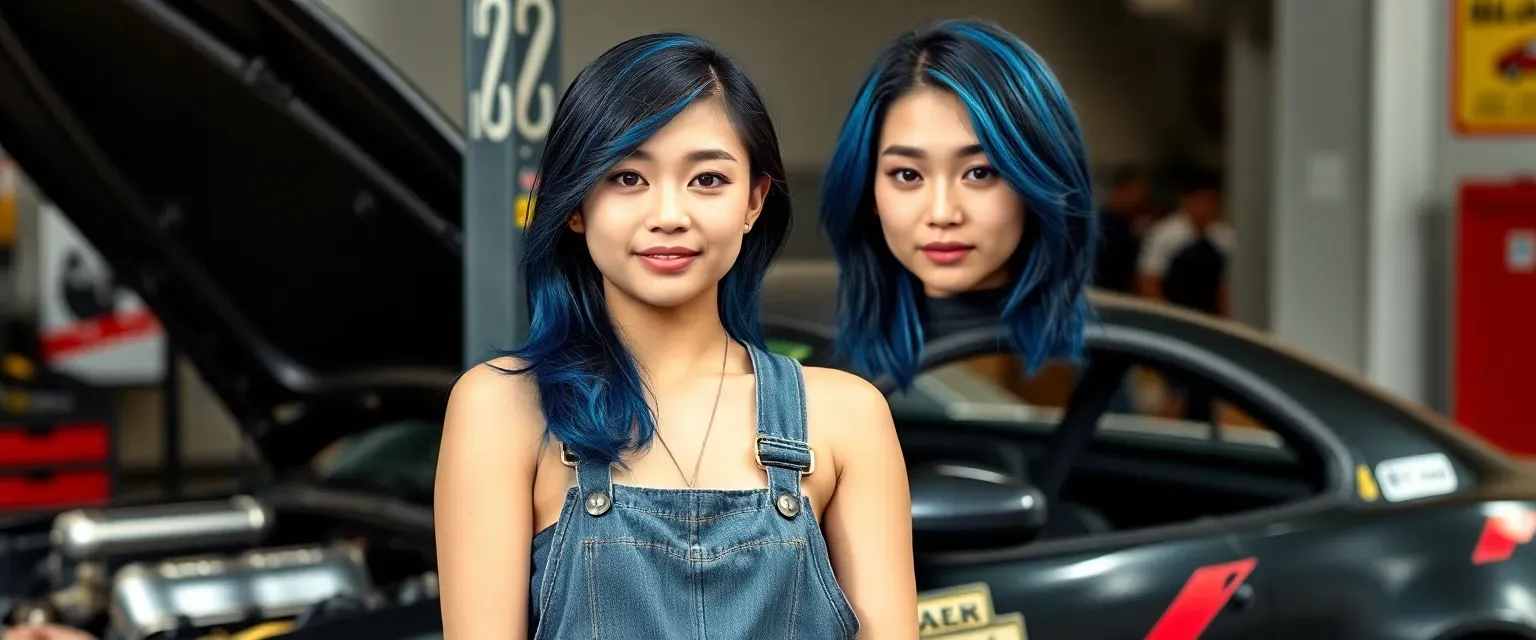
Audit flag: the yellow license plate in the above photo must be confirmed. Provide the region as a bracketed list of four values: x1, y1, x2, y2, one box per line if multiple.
[918, 583, 994, 636]
[929, 612, 1027, 640]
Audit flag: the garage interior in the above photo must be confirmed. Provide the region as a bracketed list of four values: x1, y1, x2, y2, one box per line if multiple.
[1, 0, 1535, 638]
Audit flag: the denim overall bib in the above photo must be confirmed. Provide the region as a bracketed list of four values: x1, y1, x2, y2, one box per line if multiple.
[527, 345, 860, 639]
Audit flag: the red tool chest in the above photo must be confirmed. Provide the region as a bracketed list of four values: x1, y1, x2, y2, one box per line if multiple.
[0, 412, 116, 513]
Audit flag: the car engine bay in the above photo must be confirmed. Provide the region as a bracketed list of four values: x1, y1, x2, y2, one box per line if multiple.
[0, 489, 440, 640]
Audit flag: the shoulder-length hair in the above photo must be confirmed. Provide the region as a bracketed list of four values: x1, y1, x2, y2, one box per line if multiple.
[820, 18, 1096, 390]
[499, 33, 790, 466]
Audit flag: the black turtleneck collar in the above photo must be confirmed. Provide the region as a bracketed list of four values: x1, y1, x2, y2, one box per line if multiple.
[918, 287, 1009, 337]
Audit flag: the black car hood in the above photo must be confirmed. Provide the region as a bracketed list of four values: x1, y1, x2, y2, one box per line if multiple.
[0, 0, 465, 469]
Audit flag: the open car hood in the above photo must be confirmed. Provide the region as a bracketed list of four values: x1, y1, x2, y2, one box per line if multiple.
[0, 0, 465, 469]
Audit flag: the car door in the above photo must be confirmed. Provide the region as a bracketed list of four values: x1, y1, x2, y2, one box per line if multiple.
[913, 524, 1263, 639]
[897, 331, 1337, 639]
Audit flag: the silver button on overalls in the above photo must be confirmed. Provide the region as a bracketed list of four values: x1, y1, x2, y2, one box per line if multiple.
[775, 493, 800, 518]
[585, 491, 612, 516]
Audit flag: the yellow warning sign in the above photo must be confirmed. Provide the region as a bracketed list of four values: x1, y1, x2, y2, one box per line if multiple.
[514, 193, 534, 229]
[1452, 0, 1536, 134]
[1357, 464, 1380, 502]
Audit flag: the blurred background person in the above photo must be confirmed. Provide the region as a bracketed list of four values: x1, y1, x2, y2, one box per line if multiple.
[1093, 164, 1151, 295]
[1136, 169, 1231, 422]
[1137, 168, 1233, 317]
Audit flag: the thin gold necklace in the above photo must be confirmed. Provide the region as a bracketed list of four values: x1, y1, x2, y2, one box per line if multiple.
[652, 334, 730, 488]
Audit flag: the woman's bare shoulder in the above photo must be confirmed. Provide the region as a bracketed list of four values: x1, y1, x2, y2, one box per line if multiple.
[442, 357, 546, 452]
[800, 366, 894, 442]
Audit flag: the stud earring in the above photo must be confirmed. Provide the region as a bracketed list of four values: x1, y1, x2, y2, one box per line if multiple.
[743, 222, 752, 233]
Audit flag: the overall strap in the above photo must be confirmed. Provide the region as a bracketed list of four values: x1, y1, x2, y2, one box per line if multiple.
[563, 443, 613, 506]
[747, 345, 813, 498]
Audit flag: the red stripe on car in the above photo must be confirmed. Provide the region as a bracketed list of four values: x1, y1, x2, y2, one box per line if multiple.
[1472, 511, 1536, 565]
[1145, 557, 1257, 640]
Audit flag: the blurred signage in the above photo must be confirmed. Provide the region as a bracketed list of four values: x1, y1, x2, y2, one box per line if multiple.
[1451, 0, 1536, 135]
[916, 583, 1027, 639]
[462, 0, 559, 363]
[37, 202, 165, 385]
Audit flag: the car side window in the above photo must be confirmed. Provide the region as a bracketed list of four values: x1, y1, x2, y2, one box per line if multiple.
[892, 355, 1287, 451]
[891, 352, 1326, 536]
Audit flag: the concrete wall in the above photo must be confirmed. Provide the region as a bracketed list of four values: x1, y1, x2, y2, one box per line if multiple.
[1366, 0, 1437, 407]
[86, 0, 1207, 470]
[1269, 0, 1373, 376]
[1224, 0, 1273, 329]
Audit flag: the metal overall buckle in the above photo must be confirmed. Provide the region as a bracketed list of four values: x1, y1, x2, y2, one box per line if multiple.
[754, 435, 815, 477]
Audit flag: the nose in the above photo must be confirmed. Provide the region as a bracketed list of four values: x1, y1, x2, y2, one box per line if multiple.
[926, 182, 963, 228]
[647, 186, 691, 232]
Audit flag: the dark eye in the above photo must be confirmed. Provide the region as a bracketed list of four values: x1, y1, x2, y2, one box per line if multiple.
[889, 169, 921, 183]
[692, 172, 728, 189]
[613, 171, 644, 187]
[965, 167, 996, 181]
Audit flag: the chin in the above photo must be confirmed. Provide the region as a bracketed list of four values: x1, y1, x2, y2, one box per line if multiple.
[635, 289, 709, 308]
[610, 276, 714, 309]
[907, 268, 993, 298]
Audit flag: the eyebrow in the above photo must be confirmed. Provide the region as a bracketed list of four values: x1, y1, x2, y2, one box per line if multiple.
[627, 148, 739, 163]
[879, 144, 986, 160]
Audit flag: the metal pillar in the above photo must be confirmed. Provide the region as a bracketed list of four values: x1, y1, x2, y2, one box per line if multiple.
[463, 0, 560, 365]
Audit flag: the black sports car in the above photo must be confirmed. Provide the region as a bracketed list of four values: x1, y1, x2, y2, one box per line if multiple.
[2, 2, 1535, 640]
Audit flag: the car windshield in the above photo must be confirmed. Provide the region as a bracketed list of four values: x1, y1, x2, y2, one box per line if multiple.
[312, 419, 441, 498]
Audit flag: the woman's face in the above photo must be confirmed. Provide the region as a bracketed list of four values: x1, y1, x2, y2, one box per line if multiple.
[570, 98, 768, 309]
[872, 88, 1026, 298]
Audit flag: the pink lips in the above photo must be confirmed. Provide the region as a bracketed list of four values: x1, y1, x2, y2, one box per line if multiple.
[921, 241, 975, 266]
[636, 246, 701, 274]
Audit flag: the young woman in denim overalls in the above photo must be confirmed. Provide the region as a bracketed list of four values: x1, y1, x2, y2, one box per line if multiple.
[436, 34, 918, 639]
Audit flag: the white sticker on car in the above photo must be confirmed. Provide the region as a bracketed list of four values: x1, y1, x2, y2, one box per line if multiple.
[1374, 453, 1458, 502]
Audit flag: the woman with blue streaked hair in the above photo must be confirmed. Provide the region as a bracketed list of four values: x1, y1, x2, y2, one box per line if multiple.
[821, 18, 1098, 391]
[435, 33, 916, 639]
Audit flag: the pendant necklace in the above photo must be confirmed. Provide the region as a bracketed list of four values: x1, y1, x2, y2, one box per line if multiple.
[653, 333, 729, 488]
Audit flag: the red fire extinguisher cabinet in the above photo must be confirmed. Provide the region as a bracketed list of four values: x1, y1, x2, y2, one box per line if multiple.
[1455, 179, 1536, 454]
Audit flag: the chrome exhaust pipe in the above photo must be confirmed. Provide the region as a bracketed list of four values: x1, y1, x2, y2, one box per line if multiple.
[50, 495, 272, 561]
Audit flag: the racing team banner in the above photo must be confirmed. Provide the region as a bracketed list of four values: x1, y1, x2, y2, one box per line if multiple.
[1451, 0, 1536, 135]
[37, 202, 165, 385]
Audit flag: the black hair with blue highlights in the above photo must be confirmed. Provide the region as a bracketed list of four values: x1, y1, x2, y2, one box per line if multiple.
[820, 18, 1096, 390]
[496, 33, 790, 467]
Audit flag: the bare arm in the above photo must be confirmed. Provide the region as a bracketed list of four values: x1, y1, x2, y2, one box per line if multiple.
[435, 361, 544, 640]
[814, 369, 918, 639]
